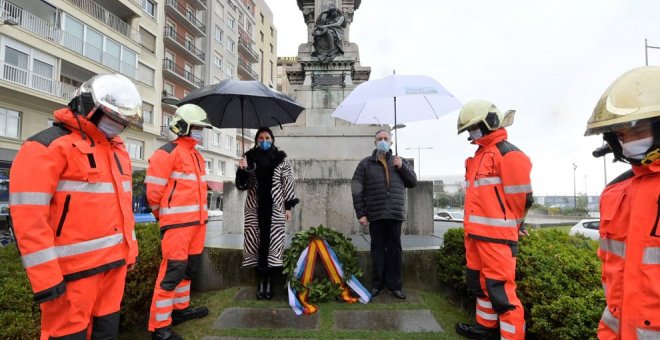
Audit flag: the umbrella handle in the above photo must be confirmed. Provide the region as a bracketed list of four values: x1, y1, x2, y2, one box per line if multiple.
[244, 163, 257, 173]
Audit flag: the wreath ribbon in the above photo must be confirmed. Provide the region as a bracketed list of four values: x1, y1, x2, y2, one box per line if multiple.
[287, 238, 371, 315]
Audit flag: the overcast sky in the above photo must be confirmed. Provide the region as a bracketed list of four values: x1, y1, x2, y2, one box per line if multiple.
[266, 0, 660, 196]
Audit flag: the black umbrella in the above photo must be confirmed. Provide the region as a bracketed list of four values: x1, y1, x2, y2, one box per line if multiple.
[179, 79, 305, 156]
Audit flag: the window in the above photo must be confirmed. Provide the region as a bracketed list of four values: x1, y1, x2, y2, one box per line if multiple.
[184, 63, 193, 82]
[164, 82, 174, 96]
[85, 27, 103, 62]
[185, 34, 194, 51]
[0, 107, 20, 139]
[260, 13, 264, 24]
[126, 139, 144, 160]
[162, 115, 172, 135]
[139, 27, 156, 53]
[225, 135, 234, 150]
[32, 59, 53, 93]
[121, 47, 137, 79]
[214, 1, 224, 18]
[270, 60, 274, 82]
[214, 25, 223, 44]
[142, 102, 153, 124]
[270, 27, 274, 37]
[138, 62, 154, 86]
[259, 31, 264, 42]
[227, 38, 236, 53]
[270, 43, 274, 54]
[227, 15, 235, 29]
[4, 46, 28, 85]
[62, 16, 84, 53]
[226, 64, 234, 77]
[215, 196, 221, 209]
[205, 160, 213, 174]
[212, 131, 222, 146]
[213, 54, 223, 70]
[218, 161, 226, 176]
[143, 0, 155, 17]
[186, 6, 196, 23]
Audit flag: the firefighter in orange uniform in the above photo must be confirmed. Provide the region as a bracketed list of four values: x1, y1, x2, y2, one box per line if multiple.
[454, 100, 533, 340]
[584, 66, 660, 340]
[9, 74, 141, 339]
[146, 104, 213, 340]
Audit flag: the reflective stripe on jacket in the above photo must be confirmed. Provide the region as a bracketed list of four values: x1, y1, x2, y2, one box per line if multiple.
[9, 108, 137, 303]
[463, 128, 533, 242]
[598, 160, 660, 339]
[145, 137, 208, 230]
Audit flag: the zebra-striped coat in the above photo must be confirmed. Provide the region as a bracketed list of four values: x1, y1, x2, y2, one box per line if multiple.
[236, 151, 297, 268]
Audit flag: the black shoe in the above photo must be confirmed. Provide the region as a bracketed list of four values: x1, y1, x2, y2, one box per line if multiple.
[391, 290, 406, 300]
[264, 277, 273, 300]
[151, 326, 183, 340]
[256, 278, 265, 300]
[171, 306, 209, 325]
[370, 288, 381, 297]
[455, 323, 499, 339]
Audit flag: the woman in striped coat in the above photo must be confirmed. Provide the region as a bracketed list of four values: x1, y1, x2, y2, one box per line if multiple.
[236, 127, 298, 300]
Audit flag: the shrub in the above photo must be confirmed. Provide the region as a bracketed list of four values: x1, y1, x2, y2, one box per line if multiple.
[0, 245, 40, 340]
[120, 222, 161, 329]
[438, 228, 604, 339]
[0, 223, 161, 338]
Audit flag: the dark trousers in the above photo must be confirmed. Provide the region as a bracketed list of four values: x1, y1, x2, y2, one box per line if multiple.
[369, 219, 403, 291]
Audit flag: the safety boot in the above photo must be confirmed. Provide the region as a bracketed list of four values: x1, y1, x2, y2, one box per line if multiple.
[151, 326, 183, 340]
[264, 277, 273, 300]
[171, 306, 209, 325]
[455, 323, 499, 339]
[256, 278, 266, 300]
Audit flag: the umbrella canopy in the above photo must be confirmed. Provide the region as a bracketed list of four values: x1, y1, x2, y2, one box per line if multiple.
[179, 79, 305, 129]
[331, 74, 461, 153]
[332, 74, 461, 125]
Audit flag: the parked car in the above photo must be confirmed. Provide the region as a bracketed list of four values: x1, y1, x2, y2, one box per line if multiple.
[134, 212, 156, 223]
[434, 211, 464, 222]
[569, 219, 600, 240]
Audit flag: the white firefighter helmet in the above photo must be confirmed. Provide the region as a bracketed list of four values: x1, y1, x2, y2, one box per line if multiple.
[169, 104, 213, 136]
[457, 99, 515, 134]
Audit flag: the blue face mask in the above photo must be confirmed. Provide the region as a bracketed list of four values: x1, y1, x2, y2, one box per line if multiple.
[376, 140, 391, 153]
[259, 140, 272, 151]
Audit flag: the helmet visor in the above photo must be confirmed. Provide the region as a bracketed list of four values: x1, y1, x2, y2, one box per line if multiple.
[82, 74, 143, 128]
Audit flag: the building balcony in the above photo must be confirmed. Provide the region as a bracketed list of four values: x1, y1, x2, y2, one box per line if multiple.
[187, 0, 207, 10]
[238, 37, 259, 63]
[62, 0, 141, 44]
[237, 59, 259, 81]
[164, 0, 206, 36]
[163, 27, 205, 64]
[0, 60, 77, 102]
[162, 59, 204, 88]
[1, 1, 138, 79]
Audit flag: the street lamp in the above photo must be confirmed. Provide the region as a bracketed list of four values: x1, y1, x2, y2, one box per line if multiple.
[573, 163, 578, 209]
[405, 146, 433, 179]
[161, 90, 180, 106]
[645, 38, 660, 66]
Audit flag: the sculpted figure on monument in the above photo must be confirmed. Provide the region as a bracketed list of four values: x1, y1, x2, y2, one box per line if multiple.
[312, 4, 345, 64]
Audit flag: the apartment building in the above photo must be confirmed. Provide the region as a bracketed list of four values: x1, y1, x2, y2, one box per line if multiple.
[0, 0, 163, 213]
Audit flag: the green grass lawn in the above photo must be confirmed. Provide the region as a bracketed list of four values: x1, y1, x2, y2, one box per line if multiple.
[120, 287, 471, 340]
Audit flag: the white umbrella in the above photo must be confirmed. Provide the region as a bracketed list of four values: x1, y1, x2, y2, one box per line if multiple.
[331, 74, 462, 153]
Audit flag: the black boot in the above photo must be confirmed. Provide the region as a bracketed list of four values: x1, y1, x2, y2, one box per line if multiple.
[151, 326, 182, 340]
[455, 323, 499, 340]
[171, 306, 209, 325]
[264, 276, 273, 300]
[256, 277, 266, 300]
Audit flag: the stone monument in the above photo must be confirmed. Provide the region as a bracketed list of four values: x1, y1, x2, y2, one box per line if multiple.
[223, 0, 433, 237]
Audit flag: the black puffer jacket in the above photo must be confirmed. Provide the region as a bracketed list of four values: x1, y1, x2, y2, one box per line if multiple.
[351, 150, 417, 221]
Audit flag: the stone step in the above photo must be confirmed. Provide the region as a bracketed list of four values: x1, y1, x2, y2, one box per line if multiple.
[214, 307, 319, 330]
[333, 310, 443, 333]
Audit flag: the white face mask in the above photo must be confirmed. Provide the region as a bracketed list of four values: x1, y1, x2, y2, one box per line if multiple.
[190, 128, 204, 142]
[97, 115, 125, 138]
[620, 137, 654, 160]
[469, 129, 484, 141]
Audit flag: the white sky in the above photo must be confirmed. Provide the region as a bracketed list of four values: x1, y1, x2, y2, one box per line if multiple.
[265, 0, 660, 196]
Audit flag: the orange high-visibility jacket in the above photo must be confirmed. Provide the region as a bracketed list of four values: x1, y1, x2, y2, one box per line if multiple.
[9, 108, 137, 303]
[464, 128, 533, 243]
[598, 160, 660, 339]
[145, 137, 208, 231]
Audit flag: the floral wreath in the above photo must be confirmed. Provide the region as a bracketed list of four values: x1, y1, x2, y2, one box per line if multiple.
[283, 225, 363, 303]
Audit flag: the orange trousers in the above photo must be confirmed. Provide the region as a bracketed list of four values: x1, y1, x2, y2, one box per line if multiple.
[39, 265, 127, 340]
[465, 237, 525, 340]
[148, 224, 206, 331]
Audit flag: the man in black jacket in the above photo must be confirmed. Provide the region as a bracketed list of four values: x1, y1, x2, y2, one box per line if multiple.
[351, 129, 417, 299]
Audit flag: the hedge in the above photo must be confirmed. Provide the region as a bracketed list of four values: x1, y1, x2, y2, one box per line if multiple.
[437, 228, 604, 339]
[0, 223, 161, 339]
